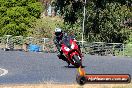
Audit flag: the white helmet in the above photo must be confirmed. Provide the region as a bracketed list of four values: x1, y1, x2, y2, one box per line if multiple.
[55, 28, 62, 32]
[54, 28, 63, 36]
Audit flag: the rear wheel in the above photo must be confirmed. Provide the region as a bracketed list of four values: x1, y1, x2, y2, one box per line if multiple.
[73, 55, 82, 67]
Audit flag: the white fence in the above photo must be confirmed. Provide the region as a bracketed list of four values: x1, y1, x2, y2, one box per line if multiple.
[0, 35, 132, 57]
[0, 35, 56, 52]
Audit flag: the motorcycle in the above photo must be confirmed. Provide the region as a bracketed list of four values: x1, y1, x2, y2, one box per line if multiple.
[60, 36, 83, 67]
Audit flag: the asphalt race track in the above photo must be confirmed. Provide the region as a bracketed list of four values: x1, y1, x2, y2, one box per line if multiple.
[0, 69, 3, 76]
[0, 49, 132, 84]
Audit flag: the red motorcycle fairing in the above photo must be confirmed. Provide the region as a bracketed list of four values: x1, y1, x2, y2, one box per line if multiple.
[61, 37, 82, 66]
[68, 49, 82, 65]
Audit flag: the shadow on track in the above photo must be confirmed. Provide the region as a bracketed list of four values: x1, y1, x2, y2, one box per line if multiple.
[64, 65, 86, 68]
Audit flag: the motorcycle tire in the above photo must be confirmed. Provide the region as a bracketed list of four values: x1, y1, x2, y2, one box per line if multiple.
[73, 55, 82, 68]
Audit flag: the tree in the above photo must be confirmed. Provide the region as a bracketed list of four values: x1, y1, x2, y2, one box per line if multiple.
[54, 0, 132, 43]
[28, 16, 63, 38]
[53, 0, 84, 40]
[0, 0, 43, 36]
[54, 0, 83, 24]
[84, 0, 132, 43]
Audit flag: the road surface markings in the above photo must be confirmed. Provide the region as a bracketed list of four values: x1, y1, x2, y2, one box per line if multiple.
[0, 68, 8, 76]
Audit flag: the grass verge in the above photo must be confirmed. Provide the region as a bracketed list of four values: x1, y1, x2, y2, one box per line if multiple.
[0, 83, 132, 88]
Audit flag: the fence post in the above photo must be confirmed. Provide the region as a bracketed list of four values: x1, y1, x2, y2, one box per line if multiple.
[42, 38, 49, 52]
[5, 35, 12, 49]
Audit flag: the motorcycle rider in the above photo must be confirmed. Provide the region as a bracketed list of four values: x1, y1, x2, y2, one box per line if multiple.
[53, 28, 68, 62]
[53, 28, 82, 65]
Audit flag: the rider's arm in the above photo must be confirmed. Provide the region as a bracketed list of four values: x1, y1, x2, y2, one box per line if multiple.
[71, 35, 77, 42]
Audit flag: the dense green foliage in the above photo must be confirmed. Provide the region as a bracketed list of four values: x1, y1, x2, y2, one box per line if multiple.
[54, 0, 132, 43]
[0, 0, 43, 36]
[54, 0, 83, 24]
[28, 16, 63, 38]
[85, 1, 131, 43]
[0, 0, 131, 43]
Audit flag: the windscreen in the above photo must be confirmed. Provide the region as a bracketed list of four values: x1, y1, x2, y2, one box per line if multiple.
[62, 36, 71, 49]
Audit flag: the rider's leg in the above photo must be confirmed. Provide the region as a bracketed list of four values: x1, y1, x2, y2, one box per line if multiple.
[56, 44, 70, 65]
[56, 44, 65, 60]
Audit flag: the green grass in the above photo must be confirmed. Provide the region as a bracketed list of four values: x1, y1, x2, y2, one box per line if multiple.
[124, 44, 132, 57]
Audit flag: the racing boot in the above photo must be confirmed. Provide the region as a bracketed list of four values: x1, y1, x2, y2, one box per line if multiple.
[66, 60, 70, 67]
[57, 50, 62, 59]
[58, 54, 70, 66]
[57, 50, 70, 66]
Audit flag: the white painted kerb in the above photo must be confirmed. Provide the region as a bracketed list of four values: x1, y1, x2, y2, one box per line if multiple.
[0, 68, 8, 76]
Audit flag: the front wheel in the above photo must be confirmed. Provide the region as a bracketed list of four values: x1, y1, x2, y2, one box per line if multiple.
[73, 55, 82, 67]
